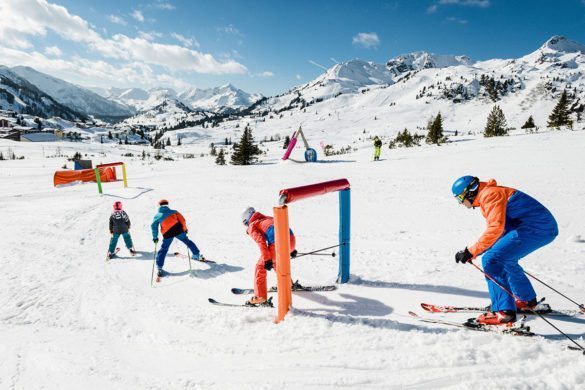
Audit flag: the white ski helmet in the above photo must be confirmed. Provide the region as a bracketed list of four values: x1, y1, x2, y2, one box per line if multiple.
[241, 207, 255, 226]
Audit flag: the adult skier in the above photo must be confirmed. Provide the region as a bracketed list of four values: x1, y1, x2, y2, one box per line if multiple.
[151, 199, 201, 278]
[452, 176, 558, 325]
[108, 201, 135, 259]
[241, 207, 297, 305]
[373, 136, 382, 161]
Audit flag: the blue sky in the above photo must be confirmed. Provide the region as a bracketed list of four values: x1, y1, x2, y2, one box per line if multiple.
[1, 0, 584, 95]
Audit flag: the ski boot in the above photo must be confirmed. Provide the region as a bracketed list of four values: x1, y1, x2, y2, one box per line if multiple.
[245, 296, 273, 307]
[129, 248, 137, 256]
[107, 252, 117, 260]
[475, 310, 517, 326]
[157, 268, 168, 278]
[516, 298, 551, 314]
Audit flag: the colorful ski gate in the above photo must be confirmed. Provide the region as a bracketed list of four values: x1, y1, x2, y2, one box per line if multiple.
[274, 178, 351, 323]
[95, 162, 128, 194]
[282, 126, 318, 162]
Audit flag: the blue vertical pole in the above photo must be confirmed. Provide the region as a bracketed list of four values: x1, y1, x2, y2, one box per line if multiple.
[338, 189, 351, 283]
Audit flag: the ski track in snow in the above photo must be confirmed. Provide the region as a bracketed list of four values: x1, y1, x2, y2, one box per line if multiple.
[1, 130, 585, 389]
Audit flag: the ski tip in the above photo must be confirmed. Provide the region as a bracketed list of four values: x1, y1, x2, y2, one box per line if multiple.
[408, 311, 419, 317]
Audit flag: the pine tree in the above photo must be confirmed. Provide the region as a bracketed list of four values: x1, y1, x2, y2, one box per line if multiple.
[177, 137, 182, 146]
[166, 138, 171, 147]
[231, 126, 262, 165]
[0, 152, 4, 160]
[484, 105, 508, 137]
[521, 115, 536, 129]
[283, 135, 290, 149]
[547, 90, 571, 129]
[210, 143, 217, 156]
[108, 131, 113, 140]
[215, 149, 226, 165]
[426, 112, 445, 145]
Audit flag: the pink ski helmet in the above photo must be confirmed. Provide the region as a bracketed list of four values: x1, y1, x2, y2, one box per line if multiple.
[113, 201, 123, 211]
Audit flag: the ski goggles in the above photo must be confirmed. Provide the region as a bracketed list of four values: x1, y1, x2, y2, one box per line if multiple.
[454, 178, 479, 204]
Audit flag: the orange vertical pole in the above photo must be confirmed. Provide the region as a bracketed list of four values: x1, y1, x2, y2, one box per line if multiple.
[274, 205, 292, 323]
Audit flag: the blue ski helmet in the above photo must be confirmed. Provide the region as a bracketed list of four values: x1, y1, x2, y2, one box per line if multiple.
[452, 176, 479, 203]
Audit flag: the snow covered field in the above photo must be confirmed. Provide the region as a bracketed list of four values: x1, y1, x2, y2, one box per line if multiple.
[1, 129, 584, 389]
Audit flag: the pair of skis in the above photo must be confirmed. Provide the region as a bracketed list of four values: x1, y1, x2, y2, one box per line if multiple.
[209, 281, 337, 307]
[410, 299, 584, 338]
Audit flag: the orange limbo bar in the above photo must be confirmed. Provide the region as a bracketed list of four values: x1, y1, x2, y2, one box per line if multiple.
[274, 205, 292, 323]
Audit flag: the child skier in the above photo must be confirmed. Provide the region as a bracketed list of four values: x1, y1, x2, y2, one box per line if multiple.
[241, 207, 297, 305]
[151, 199, 201, 278]
[373, 136, 382, 161]
[108, 201, 135, 259]
[452, 176, 558, 325]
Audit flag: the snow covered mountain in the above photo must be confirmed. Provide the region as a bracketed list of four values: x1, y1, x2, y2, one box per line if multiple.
[10, 66, 134, 121]
[386, 51, 472, 76]
[0, 66, 85, 121]
[247, 35, 584, 135]
[178, 84, 262, 113]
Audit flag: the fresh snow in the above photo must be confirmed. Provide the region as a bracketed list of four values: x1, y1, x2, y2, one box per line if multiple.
[1, 126, 584, 389]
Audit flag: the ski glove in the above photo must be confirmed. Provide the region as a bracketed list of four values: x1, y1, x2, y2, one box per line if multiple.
[455, 248, 473, 264]
[264, 260, 274, 271]
[153, 238, 159, 244]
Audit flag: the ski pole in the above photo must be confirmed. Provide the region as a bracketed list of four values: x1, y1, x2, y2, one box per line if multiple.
[294, 243, 343, 259]
[523, 270, 585, 312]
[469, 262, 585, 354]
[187, 251, 193, 276]
[296, 252, 336, 257]
[150, 242, 158, 287]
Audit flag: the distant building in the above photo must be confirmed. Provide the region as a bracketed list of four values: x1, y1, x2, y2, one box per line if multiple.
[0, 129, 20, 141]
[20, 132, 60, 142]
[0, 118, 11, 128]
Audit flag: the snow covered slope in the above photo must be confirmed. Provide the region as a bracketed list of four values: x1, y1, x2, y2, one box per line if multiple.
[1, 127, 584, 388]
[10, 66, 134, 120]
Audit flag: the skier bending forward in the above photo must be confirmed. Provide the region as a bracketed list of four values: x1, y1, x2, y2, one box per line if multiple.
[241, 207, 297, 305]
[452, 176, 558, 325]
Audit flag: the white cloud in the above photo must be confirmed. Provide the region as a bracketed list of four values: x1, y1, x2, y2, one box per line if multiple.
[438, 0, 490, 7]
[139, 30, 164, 41]
[446, 16, 468, 24]
[352, 32, 380, 49]
[131, 9, 145, 22]
[330, 57, 339, 64]
[296, 74, 302, 80]
[218, 24, 243, 37]
[427, 4, 438, 13]
[154, 1, 175, 10]
[309, 60, 328, 70]
[171, 32, 199, 48]
[108, 14, 127, 26]
[0, 45, 191, 90]
[256, 71, 274, 77]
[0, 0, 247, 75]
[44, 46, 62, 56]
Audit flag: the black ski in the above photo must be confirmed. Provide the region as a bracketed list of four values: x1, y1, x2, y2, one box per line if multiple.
[208, 297, 274, 308]
[173, 252, 216, 264]
[420, 302, 582, 317]
[409, 311, 535, 336]
[231, 281, 337, 295]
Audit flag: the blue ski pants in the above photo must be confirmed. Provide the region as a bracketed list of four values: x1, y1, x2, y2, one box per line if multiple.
[109, 232, 133, 253]
[482, 229, 556, 311]
[156, 232, 199, 269]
